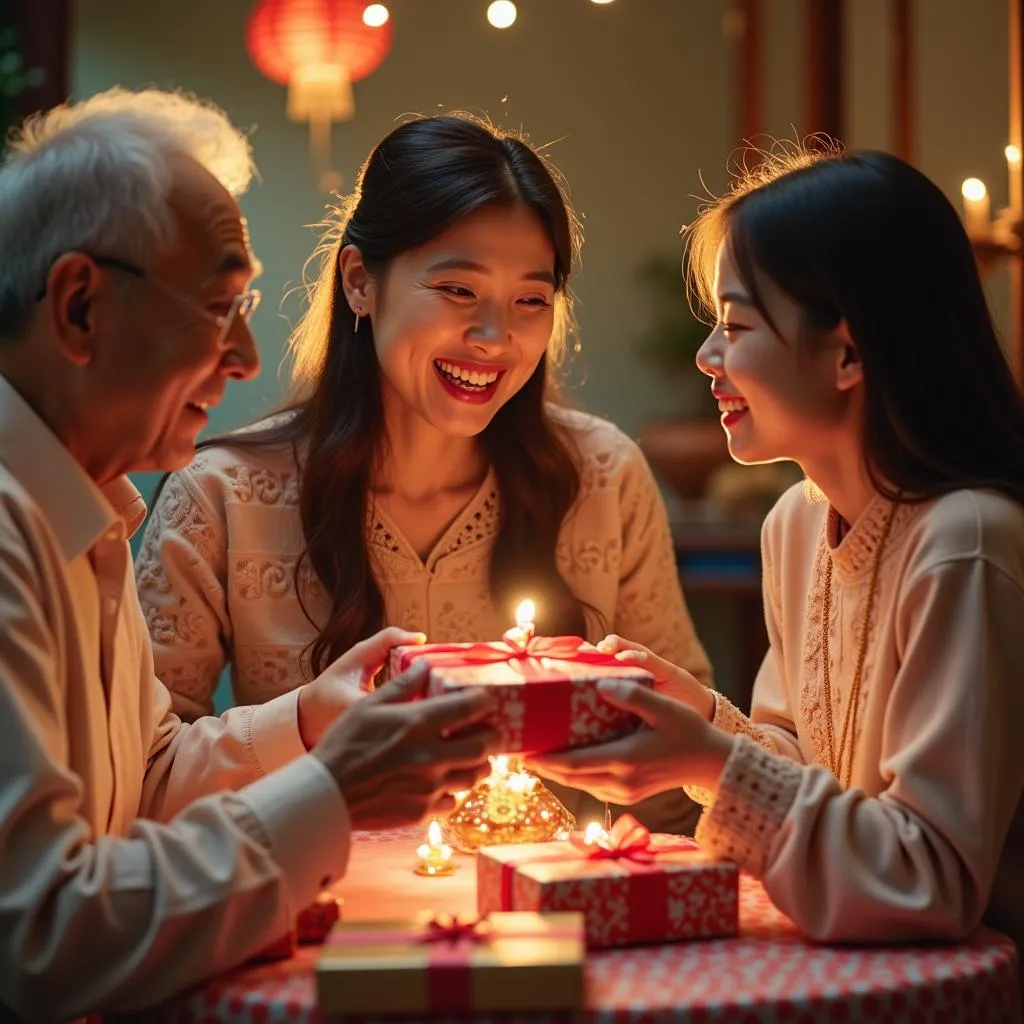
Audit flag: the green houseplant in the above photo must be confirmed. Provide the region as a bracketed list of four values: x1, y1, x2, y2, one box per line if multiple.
[0, 5, 44, 139]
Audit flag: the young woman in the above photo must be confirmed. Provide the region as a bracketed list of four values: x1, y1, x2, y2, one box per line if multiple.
[528, 148, 1024, 960]
[135, 113, 710, 833]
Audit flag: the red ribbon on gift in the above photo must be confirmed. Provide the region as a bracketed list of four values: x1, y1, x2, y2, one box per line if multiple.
[420, 913, 492, 944]
[569, 814, 699, 863]
[397, 635, 628, 678]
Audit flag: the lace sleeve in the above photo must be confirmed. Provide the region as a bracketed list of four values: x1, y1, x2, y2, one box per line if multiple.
[135, 470, 230, 721]
[613, 441, 712, 685]
[683, 691, 783, 806]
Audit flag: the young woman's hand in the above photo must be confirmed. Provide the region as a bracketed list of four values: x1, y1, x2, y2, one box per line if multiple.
[597, 635, 716, 721]
[525, 678, 733, 805]
[297, 626, 426, 749]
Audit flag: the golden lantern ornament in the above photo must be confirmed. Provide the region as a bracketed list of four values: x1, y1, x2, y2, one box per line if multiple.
[441, 755, 576, 853]
[245, 0, 393, 191]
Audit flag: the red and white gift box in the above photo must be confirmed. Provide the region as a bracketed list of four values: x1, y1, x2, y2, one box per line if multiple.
[477, 815, 739, 948]
[389, 636, 653, 755]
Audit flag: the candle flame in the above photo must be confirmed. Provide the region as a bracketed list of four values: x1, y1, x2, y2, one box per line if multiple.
[583, 820, 608, 846]
[1007, 144, 1022, 167]
[962, 177, 987, 202]
[515, 599, 536, 630]
[427, 819, 443, 845]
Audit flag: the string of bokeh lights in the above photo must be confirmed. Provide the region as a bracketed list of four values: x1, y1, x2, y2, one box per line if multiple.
[361, 1, 617, 32]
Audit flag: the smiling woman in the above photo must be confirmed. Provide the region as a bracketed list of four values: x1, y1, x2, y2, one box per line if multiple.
[134, 113, 712, 835]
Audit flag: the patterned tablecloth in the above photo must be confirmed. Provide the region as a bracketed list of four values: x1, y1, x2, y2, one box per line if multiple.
[142, 827, 1022, 1024]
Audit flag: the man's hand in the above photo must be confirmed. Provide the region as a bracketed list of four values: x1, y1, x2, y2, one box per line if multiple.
[297, 627, 426, 749]
[597, 635, 715, 721]
[312, 661, 501, 829]
[525, 679, 732, 806]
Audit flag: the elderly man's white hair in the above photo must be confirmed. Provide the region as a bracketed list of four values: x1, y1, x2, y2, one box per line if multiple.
[0, 86, 256, 338]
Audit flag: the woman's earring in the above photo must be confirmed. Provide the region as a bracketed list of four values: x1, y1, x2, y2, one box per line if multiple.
[353, 308, 362, 333]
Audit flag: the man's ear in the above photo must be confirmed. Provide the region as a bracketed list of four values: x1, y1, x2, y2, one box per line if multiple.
[46, 253, 103, 367]
[337, 244, 377, 319]
[833, 319, 863, 392]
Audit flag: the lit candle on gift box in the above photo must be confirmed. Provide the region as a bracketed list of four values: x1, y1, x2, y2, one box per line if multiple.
[415, 819, 455, 876]
[502, 599, 536, 649]
[961, 177, 990, 236]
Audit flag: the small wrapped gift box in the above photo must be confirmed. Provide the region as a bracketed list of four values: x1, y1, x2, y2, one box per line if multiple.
[315, 911, 585, 1015]
[297, 891, 343, 944]
[249, 892, 344, 961]
[390, 636, 653, 754]
[477, 815, 739, 948]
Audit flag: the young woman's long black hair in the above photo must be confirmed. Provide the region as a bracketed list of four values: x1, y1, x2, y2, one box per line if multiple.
[687, 147, 1024, 505]
[186, 114, 589, 675]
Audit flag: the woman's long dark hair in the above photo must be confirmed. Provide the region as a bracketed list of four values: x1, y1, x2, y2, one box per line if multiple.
[687, 146, 1024, 505]
[191, 114, 589, 675]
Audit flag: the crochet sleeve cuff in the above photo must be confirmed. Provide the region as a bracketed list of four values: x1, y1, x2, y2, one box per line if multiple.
[694, 734, 803, 876]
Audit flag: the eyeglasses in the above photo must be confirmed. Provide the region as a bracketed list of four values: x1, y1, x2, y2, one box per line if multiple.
[37, 253, 262, 346]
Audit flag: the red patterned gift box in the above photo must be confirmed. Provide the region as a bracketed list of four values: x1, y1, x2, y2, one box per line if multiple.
[315, 910, 585, 1015]
[390, 636, 653, 754]
[477, 815, 739, 949]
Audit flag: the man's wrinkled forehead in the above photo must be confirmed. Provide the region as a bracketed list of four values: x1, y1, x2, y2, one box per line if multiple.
[164, 153, 260, 282]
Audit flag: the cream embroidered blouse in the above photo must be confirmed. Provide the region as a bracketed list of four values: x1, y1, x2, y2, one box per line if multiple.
[690, 483, 1024, 964]
[135, 408, 712, 832]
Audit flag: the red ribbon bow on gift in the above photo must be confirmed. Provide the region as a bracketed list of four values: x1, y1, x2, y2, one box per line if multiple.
[420, 914, 493, 944]
[399, 636, 628, 673]
[569, 814, 699, 864]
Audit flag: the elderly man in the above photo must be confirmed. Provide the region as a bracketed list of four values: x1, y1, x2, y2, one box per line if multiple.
[0, 88, 497, 1021]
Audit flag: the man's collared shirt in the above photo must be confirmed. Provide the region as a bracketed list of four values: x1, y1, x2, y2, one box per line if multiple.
[0, 375, 350, 1021]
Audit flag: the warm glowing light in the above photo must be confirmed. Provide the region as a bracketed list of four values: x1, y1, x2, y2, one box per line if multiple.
[415, 818, 455, 875]
[583, 820, 609, 846]
[441, 755, 575, 852]
[962, 177, 988, 202]
[960, 177, 991, 235]
[487, 1, 517, 29]
[590, 0, 616, 4]
[515, 599, 536, 631]
[362, 3, 389, 26]
[1007, 145, 1022, 167]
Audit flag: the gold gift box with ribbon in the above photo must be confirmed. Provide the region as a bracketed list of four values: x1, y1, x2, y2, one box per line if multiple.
[316, 910, 586, 1015]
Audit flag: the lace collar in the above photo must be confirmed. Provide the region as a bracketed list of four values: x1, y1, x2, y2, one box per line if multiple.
[824, 492, 917, 581]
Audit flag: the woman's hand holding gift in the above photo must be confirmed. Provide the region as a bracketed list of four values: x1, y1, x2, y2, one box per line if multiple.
[597, 635, 716, 721]
[525, 679, 733, 805]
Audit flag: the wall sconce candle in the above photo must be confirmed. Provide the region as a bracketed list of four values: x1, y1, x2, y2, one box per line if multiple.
[961, 178, 991, 236]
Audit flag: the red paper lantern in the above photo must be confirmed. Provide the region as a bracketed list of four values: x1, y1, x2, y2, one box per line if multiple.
[246, 1, 393, 187]
[246, 0, 392, 92]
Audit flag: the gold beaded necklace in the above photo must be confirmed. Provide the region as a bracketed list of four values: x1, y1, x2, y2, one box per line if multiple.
[820, 499, 899, 789]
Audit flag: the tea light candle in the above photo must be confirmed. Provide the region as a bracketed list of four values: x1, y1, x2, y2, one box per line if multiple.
[415, 819, 455, 876]
[582, 820, 611, 849]
[502, 598, 536, 649]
